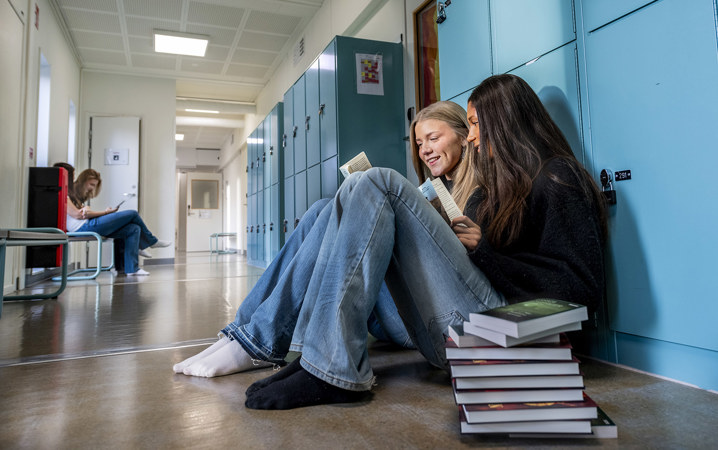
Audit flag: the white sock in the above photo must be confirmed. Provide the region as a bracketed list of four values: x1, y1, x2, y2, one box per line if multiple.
[173, 336, 231, 374]
[182, 338, 272, 378]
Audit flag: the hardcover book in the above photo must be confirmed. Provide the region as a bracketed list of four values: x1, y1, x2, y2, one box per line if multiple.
[445, 335, 573, 361]
[450, 323, 562, 348]
[509, 406, 617, 439]
[454, 374, 584, 390]
[459, 414, 592, 435]
[449, 357, 581, 378]
[339, 151, 372, 177]
[461, 393, 598, 424]
[469, 298, 588, 338]
[453, 384, 585, 405]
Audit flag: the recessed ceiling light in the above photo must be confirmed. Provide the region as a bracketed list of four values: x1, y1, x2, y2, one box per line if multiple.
[185, 109, 220, 114]
[175, 134, 185, 141]
[154, 31, 208, 57]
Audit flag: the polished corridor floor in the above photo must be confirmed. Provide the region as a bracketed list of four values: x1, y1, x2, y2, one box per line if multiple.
[1, 253, 716, 449]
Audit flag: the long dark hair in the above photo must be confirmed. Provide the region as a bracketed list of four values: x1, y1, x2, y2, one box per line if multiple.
[467, 74, 607, 247]
[70, 169, 102, 208]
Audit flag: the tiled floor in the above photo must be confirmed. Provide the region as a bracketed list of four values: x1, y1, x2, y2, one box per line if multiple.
[1, 253, 716, 449]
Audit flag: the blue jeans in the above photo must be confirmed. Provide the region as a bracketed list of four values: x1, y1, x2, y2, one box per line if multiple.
[291, 168, 505, 390]
[222, 199, 413, 359]
[76, 210, 158, 273]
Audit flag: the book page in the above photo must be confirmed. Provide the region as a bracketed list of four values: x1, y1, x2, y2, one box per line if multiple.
[430, 178, 463, 222]
[339, 151, 372, 178]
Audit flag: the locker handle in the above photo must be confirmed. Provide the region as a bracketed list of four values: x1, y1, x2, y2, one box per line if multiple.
[295, 218, 300, 227]
[282, 134, 287, 148]
[269, 222, 274, 231]
[263, 223, 266, 234]
[263, 152, 266, 162]
[319, 104, 325, 116]
[305, 116, 310, 130]
[283, 219, 288, 233]
[270, 146, 274, 156]
[293, 126, 298, 138]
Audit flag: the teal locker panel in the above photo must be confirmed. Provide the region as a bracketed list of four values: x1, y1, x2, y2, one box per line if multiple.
[263, 115, 272, 190]
[270, 103, 283, 185]
[283, 89, 294, 178]
[581, 0, 654, 32]
[248, 130, 256, 196]
[257, 188, 265, 263]
[585, 0, 718, 351]
[492, 0, 575, 73]
[269, 183, 281, 260]
[293, 75, 307, 172]
[319, 40, 338, 162]
[264, 187, 271, 266]
[509, 43, 584, 166]
[437, 0, 491, 101]
[334, 36, 406, 174]
[306, 59, 321, 167]
[248, 193, 256, 263]
[284, 174, 295, 238]
[294, 170, 307, 227]
[256, 122, 264, 193]
[321, 156, 338, 198]
[307, 164, 321, 207]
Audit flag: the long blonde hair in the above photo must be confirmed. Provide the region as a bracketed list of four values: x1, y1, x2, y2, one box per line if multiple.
[70, 169, 102, 208]
[409, 101, 478, 211]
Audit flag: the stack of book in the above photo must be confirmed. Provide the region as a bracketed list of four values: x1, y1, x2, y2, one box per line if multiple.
[446, 298, 617, 438]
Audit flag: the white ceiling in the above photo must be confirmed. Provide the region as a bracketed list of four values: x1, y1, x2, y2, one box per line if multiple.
[51, 0, 324, 153]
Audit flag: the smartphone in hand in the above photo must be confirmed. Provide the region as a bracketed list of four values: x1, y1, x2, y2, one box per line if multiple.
[116, 200, 126, 209]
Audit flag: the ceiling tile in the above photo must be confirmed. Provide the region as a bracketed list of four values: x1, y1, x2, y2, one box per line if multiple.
[123, 0, 183, 21]
[73, 30, 125, 51]
[126, 17, 181, 38]
[185, 24, 237, 46]
[231, 48, 276, 67]
[180, 59, 225, 74]
[79, 49, 128, 66]
[237, 31, 288, 53]
[244, 10, 301, 36]
[64, 10, 122, 33]
[60, 0, 117, 13]
[132, 53, 178, 70]
[226, 64, 268, 79]
[187, 1, 245, 28]
[203, 45, 230, 61]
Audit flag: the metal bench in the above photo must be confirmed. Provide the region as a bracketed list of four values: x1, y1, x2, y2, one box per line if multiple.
[51, 231, 114, 281]
[1, 228, 69, 318]
[209, 232, 237, 254]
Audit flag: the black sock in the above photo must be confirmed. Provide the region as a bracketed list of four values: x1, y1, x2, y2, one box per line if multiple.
[245, 363, 371, 410]
[245, 357, 302, 396]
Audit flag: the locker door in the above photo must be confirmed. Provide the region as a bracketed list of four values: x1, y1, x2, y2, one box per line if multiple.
[284, 174, 295, 238]
[283, 89, 294, 178]
[321, 156, 338, 198]
[270, 104, 282, 185]
[263, 186, 271, 266]
[306, 59, 321, 167]
[582, 0, 654, 31]
[294, 171, 307, 228]
[249, 130, 257, 196]
[293, 75, 307, 173]
[438, 0, 491, 100]
[256, 122, 264, 193]
[585, 0, 718, 351]
[319, 43, 337, 162]
[257, 188, 264, 263]
[269, 183, 281, 260]
[492, 0, 575, 73]
[263, 115, 271, 190]
[307, 164, 321, 207]
[248, 193, 256, 263]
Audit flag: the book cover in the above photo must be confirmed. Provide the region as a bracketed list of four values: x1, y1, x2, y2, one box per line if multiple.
[339, 151, 372, 178]
[449, 357, 581, 378]
[509, 406, 617, 438]
[462, 321, 575, 348]
[461, 393, 598, 424]
[448, 324, 496, 347]
[459, 413, 592, 435]
[469, 298, 588, 338]
[445, 335, 573, 361]
[453, 384, 585, 405]
[454, 374, 584, 390]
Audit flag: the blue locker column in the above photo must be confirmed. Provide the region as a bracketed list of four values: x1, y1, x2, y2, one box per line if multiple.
[294, 170, 307, 231]
[437, 0, 491, 100]
[319, 40, 339, 198]
[491, 0, 575, 73]
[282, 88, 295, 238]
[305, 60, 321, 168]
[293, 75, 307, 173]
[246, 130, 256, 264]
[262, 115, 272, 265]
[267, 103, 284, 263]
[582, 0, 718, 389]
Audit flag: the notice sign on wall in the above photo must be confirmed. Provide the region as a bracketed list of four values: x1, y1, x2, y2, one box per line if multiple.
[105, 148, 129, 165]
[356, 53, 384, 96]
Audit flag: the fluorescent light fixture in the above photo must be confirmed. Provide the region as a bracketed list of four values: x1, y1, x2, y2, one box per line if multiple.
[154, 30, 208, 57]
[185, 108, 219, 114]
[175, 134, 185, 141]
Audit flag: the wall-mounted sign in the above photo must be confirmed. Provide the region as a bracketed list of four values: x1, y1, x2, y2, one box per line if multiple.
[105, 148, 129, 165]
[356, 53, 384, 96]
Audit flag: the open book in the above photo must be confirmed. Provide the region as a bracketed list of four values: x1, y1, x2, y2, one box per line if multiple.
[339, 152, 462, 224]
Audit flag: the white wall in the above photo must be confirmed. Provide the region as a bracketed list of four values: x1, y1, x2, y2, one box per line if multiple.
[80, 72, 177, 259]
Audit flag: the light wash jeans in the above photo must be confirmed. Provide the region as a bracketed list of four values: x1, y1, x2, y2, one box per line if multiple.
[221, 198, 412, 362]
[290, 168, 506, 391]
[76, 210, 158, 273]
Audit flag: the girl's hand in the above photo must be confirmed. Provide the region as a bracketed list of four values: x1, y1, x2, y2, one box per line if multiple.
[451, 215, 482, 251]
[105, 207, 119, 215]
[80, 206, 89, 219]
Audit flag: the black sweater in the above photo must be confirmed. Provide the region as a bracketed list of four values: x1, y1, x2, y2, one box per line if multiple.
[464, 159, 605, 312]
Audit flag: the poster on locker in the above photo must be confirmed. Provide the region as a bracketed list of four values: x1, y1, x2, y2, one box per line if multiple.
[356, 53, 384, 96]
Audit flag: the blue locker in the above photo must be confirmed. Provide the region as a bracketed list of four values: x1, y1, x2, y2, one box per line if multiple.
[270, 104, 283, 185]
[307, 164, 321, 207]
[283, 88, 294, 178]
[263, 115, 271, 190]
[269, 183, 281, 261]
[491, 0, 575, 73]
[319, 41, 337, 162]
[256, 122, 264, 194]
[437, 0, 491, 100]
[293, 75, 307, 173]
[321, 156, 338, 198]
[257, 187, 264, 263]
[284, 174, 295, 238]
[306, 60, 321, 167]
[294, 170, 307, 230]
[585, 0, 718, 355]
[581, 0, 653, 32]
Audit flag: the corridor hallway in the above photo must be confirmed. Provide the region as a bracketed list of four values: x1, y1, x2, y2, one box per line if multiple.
[0, 253, 715, 448]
